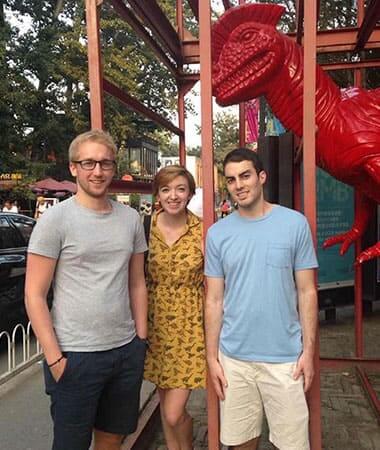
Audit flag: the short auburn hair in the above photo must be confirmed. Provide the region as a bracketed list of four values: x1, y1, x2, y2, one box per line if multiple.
[153, 165, 196, 196]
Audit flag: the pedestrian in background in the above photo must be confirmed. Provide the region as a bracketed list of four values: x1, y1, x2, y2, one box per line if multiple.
[220, 198, 231, 218]
[34, 196, 48, 219]
[205, 148, 318, 450]
[2, 199, 17, 213]
[25, 129, 148, 450]
[144, 165, 206, 450]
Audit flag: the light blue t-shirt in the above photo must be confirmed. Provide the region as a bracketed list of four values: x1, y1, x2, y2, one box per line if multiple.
[205, 205, 318, 363]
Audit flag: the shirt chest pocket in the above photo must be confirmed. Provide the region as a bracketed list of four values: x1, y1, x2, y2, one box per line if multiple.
[266, 244, 291, 268]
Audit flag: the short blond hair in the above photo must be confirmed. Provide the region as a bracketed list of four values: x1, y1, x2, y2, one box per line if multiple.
[68, 129, 117, 161]
[153, 165, 196, 196]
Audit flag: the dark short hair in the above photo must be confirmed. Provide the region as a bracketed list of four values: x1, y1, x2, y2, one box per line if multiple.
[223, 148, 264, 175]
[153, 165, 196, 197]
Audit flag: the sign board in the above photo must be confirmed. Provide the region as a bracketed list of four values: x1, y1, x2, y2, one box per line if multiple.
[317, 168, 355, 289]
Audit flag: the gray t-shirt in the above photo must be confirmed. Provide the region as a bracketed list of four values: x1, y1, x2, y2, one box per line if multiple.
[28, 197, 148, 351]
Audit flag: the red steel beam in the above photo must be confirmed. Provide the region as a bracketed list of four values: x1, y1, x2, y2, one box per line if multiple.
[199, 1, 217, 446]
[184, 28, 380, 66]
[314, 27, 380, 52]
[291, 27, 380, 53]
[354, 192, 364, 358]
[303, 2, 322, 449]
[126, 0, 182, 65]
[85, 0, 104, 129]
[321, 59, 380, 71]
[177, 0, 186, 165]
[178, 85, 186, 166]
[358, 0, 365, 26]
[109, 179, 153, 194]
[108, 0, 178, 77]
[320, 358, 380, 370]
[182, 38, 200, 64]
[295, 0, 320, 44]
[355, 0, 380, 52]
[239, 103, 246, 147]
[103, 78, 184, 137]
[238, 0, 246, 147]
[356, 367, 380, 423]
[354, 64, 364, 359]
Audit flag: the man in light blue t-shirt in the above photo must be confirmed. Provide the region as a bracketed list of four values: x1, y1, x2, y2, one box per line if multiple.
[205, 148, 318, 450]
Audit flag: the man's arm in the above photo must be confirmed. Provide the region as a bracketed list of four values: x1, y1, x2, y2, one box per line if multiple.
[25, 253, 65, 381]
[204, 276, 227, 400]
[293, 268, 318, 392]
[129, 252, 148, 339]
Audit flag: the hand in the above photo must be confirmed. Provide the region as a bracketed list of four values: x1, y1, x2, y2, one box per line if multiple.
[207, 358, 228, 400]
[50, 357, 67, 382]
[293, 352, 314, 392]
[137, 334, 148, 340]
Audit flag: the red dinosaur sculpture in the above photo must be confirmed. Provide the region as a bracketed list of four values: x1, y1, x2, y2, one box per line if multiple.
[212, 3, 380, 264]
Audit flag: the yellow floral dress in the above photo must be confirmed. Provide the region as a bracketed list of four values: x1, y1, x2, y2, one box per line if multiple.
[144, 210, 206, 389]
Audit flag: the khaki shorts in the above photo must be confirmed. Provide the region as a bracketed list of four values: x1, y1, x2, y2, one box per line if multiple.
[219, 352, 310, 449]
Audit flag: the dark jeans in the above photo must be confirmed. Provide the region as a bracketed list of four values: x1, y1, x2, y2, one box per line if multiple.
[43, 336, 147, 450]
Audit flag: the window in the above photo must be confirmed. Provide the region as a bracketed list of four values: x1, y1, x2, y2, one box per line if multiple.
[0, 217, 24, 249]
[10, 216, 35, 244]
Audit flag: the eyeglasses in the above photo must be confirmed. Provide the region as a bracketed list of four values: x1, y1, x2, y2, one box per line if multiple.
[72, 159, 116, 171]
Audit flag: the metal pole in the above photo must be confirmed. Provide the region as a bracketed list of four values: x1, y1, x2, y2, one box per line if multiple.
[353, 0, 365, 359]
[303, 1, 322, 448]
[199, 1, 218, 448]
[238, 0, 246, 147]
[176, 0, 186, 165]
[85, 0, 104, 129]
[239, 103, 246, 147]
[178, 86, 186, 166]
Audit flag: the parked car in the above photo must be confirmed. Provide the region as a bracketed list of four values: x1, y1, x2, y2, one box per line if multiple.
[0, 213, 36, 334]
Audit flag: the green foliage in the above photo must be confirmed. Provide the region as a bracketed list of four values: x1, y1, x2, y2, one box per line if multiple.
[129, 193, 140, 210]
[213, 111, 239, 169]
[187, 145, 201, 157]
[196, 111, 238, 171]
[1, 0, 180, 184]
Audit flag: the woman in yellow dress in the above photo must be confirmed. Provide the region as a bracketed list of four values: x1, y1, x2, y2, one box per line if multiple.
[144, 165, 206, 450]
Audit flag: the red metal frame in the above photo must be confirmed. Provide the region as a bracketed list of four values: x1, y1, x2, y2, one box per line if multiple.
[198, 2, 218, 448]
[355, 0, 380, 51]
[85, 0, 104, 129]
[108, 0, 178, 77]
[238, 0, 247, 147]
[126, 0, 182, 65]
[302, 3, 322, 448]
[103, 79, 183, 137]
[84, 1, 380, 449]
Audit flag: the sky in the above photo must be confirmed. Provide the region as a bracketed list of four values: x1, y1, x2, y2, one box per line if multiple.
[184, 0, 238, 148]
[185, 85, 237, 149]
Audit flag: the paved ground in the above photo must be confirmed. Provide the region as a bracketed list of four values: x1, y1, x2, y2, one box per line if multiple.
[149, 305, 380, 449]
[0, 305, 378, 449]
[0, 363, 155, 450]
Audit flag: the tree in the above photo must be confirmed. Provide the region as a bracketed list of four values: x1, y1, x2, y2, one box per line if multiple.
[1, 0, 182, 177]
[196, 111, 239, 171]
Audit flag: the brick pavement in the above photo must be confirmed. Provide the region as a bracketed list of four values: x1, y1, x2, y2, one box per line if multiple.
[148, 306, 380, 449]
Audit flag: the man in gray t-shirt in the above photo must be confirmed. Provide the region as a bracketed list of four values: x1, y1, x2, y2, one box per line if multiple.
[25, 130, 148, 450]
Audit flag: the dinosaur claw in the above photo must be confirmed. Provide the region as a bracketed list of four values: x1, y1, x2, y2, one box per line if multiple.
[323, 230, 360, 253]
[355, 244, 380, 265]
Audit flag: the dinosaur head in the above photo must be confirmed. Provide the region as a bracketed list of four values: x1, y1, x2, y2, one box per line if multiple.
[212, 4, 285, 106]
